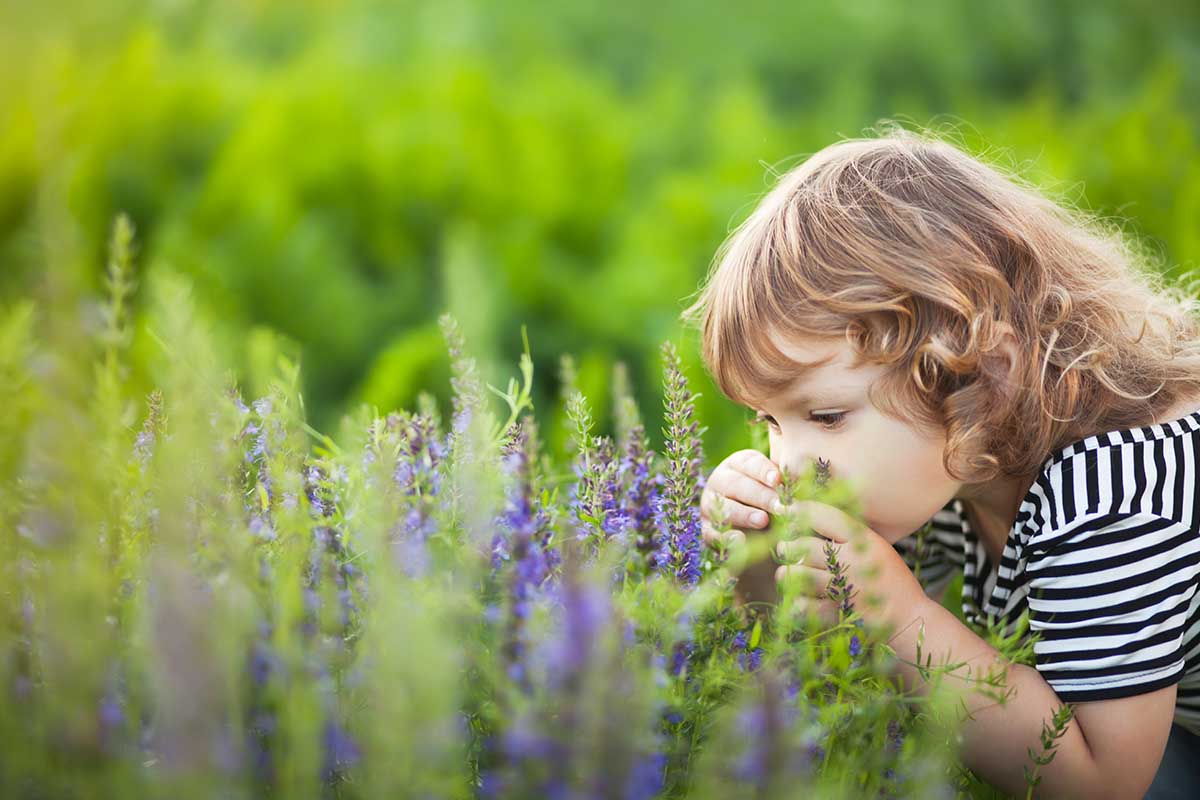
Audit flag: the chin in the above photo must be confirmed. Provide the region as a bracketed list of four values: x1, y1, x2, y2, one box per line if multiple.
[870, 520, 919, 544]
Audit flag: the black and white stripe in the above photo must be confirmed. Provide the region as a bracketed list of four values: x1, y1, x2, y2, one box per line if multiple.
[894, 409, 1200, 735]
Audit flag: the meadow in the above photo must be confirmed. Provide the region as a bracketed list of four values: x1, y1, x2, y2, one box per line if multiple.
[1, 2, 1196, 797]
[0, 215, 1061, 798]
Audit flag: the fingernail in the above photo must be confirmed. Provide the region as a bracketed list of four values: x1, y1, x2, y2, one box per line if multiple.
[752, 511, 767, 526]
[766, 469, 779, 484]
[771, 499, 787, 515]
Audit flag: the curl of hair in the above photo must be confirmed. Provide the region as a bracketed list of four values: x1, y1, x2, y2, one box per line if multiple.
[682, 121, 1200, 484]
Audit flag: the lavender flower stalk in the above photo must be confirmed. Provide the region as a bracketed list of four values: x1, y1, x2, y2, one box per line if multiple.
[492, 420, 555, 686]
[656, 342, 706, 586]
[565, 391, 623, 548]
[729, 667, 814, 795]
[487, 556, 665, 799]
[822, 539, 856, 620]
[620, 423, 661, 577]
[388, 410, 447, 579]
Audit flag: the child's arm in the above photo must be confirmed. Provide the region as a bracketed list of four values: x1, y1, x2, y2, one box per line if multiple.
[776, 499, 1183, 798]
[889, 598, 1176, 799]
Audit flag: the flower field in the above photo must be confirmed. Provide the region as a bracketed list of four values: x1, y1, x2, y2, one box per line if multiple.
[0, 216, 1049, 798]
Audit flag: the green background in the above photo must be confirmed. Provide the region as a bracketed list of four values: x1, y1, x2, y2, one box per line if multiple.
[2, 0, 1197, 467]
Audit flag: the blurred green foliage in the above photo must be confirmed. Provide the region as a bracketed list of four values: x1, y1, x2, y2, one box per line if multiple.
[1, 0, 1198, 467]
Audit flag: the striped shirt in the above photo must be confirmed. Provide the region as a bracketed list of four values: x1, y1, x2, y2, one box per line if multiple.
[894, 409, 1200, 734]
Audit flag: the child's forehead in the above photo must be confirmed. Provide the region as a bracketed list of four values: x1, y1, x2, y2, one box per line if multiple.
[734, 327, 874, 408]
[765, 328, 861, 378]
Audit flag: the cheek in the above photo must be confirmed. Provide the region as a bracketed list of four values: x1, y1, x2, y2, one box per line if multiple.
[849, 420, 954, 541]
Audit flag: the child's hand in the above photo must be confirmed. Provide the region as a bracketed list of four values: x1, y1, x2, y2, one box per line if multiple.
[773, 500, 927, 631]
[700, 449, 782, 550]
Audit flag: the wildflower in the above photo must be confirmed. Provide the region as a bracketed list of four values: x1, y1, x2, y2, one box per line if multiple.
[565, 392, 627, 548]
[732, 629, 764, 672]
[388, 410, 448, 578]
[544, 569, 610, 685]
[823, 538, 857, 619]
[596, 437, 632, 545]
[248, 631, 277, 687]
[814, 456, 831, 488]
[626, 750, 668, 800]
[493, 422, 555, 687]
[133, 389, 164, 470]
[248, 709, 276, 786]
[887, 718, 906, 753]
[730, 668, 810, 792]
[656, 342, 706, 586]
[439, 313, 488, 452]
[321, 718, 361, 783]
[620, 424, 662, 576]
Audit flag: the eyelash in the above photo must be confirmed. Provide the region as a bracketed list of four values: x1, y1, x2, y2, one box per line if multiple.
[753, 411, 847, 431]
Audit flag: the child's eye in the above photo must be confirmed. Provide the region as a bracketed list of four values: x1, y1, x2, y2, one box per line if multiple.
[753, 412, 846, 431]
[752, 412, 778, 430]
[810, 411, 846, 431]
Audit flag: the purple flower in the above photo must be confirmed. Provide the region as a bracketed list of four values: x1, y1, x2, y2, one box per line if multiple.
[656, 342, 706, 586]
[619, 426, 662, 575]
[502, 714, 560, 762]
[731, 630, 763, 672]
[248, 710, 276, 785]
[728, 668, 821, 792]
[565, 394, 628, 550]
[823, 539, 857, 618]
[669, 639, 693, 677]
[543, 572, 610, 685]
[249, 637, 277, 687]
[625, 751, 667, 800]
[98, 691, 125, 748]
[597, 438, 632, 545]
[849, 634, 862, 658]
[386, 410, 447, 579]
[322, 718, 361, 782]
[492, 422, 557, 688]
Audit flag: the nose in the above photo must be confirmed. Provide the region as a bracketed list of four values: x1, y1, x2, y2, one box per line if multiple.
[768, 442, 829, 485]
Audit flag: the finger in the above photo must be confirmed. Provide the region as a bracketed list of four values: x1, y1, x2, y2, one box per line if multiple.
[775, 536, 835, 568]
[700, 519, 746, 550]
[707, 467, 781, 522]
[778, 500, 865, 545]
[774, 563, 832, 596]
[732, 449, 781, 488]
[701, 487, 772, 530]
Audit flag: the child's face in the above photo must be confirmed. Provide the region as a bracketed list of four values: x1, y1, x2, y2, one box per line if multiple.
[751, 330, 959, 544]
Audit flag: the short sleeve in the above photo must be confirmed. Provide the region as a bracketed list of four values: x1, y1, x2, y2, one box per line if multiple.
[1025, 510, 1200, 702]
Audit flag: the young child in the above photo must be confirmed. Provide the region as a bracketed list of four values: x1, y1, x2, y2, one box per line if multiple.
[683, 124, 1200, 798]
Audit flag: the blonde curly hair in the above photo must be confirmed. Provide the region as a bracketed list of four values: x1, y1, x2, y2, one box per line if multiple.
[682, 122, 1200, 484]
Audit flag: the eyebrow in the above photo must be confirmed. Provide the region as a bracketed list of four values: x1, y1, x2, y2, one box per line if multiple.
[754, 383, 855, 414]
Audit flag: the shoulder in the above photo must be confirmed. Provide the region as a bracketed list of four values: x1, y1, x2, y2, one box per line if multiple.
[1016, 415, 1200, 702]
[1023, 410, 1200, 550]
